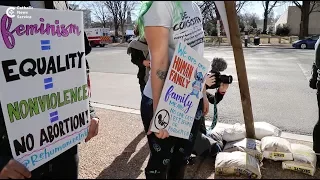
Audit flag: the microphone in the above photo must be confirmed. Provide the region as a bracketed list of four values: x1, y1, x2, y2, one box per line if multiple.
[210, 57, 228, 73]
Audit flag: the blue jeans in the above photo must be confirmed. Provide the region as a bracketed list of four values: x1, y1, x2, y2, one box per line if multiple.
[140, 95, 204, 179]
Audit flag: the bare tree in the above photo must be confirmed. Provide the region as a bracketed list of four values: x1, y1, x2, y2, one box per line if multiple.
[236, 1, 249, 14]
[293, 1, 320, 39]
[104, 1, 136, 42]
[84, 1, 109, 28]
[262, 1, 283, 34]
[240, 13, 259, 27]
[274, 14, 281, 22]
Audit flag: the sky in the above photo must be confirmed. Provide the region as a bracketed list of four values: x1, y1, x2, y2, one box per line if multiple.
[70, 1, 298, 23]
[241, 1, 296, 19]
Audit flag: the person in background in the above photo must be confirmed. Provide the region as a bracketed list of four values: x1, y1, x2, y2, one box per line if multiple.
[0, 1, 99, 179]
[137, 1, 209, 179]
[127, 25, 150, 94]
[309, 37, 320, 164]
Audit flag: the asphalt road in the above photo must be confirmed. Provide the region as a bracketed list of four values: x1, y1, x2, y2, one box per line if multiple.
[87, 46, 317, 135]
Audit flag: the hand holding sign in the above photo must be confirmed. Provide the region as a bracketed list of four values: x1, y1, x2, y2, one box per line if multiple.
[0, 159, 31, 179]
[85, 117, 99, 142]
[147, 110, 170, 139]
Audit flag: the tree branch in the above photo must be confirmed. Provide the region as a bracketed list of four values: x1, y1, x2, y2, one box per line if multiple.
[293, 1, 302, 9]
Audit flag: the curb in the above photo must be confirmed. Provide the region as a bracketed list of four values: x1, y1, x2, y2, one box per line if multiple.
[91, 102, 313, 143]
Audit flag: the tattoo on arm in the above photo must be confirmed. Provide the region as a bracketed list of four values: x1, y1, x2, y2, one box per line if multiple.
[156, 70, 168, 80]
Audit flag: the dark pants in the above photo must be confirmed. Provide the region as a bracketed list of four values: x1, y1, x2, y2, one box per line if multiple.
[139, 81, 146, 95]
[140, 95, 203, 179]
[30, 146, 78, 179]
[314, 82, 320, 154]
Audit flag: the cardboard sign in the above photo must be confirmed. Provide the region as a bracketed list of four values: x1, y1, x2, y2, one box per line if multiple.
[150, 41, 210, 139]
[0, 6, 89, 171]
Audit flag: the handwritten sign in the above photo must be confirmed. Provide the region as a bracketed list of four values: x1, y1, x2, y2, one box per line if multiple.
[0, 7, 88, 171]
[150, 41, 210, 139]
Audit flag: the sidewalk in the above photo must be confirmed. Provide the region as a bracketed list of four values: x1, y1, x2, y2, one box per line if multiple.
[78, 108, 320, 179]
[204, 43, 293, 49]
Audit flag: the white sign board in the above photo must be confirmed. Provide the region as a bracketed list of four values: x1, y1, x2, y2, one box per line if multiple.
[214, 1, 231, 43]
[150, 41, 210, 139]
[0, 6, 89, 171]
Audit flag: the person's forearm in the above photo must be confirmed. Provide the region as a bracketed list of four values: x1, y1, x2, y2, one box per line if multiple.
[151, 59, 169, 111]
[202, 86, 207, 100]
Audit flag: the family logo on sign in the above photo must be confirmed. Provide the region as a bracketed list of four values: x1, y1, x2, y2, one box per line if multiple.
[0, 7, 89, 171]
[150, 41, 210, 139]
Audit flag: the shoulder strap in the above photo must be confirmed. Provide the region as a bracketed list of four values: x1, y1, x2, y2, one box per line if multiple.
[207, 97, 218, 131]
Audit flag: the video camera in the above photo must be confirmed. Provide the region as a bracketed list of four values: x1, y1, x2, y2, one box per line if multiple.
[207, 57, 233, 89]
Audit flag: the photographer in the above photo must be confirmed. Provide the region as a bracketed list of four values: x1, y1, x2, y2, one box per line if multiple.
[188, 58, 232, 164]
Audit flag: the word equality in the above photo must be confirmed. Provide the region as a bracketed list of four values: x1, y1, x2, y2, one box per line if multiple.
[2, 51, 84, 82]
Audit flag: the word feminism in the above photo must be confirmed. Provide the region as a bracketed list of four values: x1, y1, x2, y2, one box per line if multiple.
[2, 51, 84, 82]
[1, 15, 81, 49]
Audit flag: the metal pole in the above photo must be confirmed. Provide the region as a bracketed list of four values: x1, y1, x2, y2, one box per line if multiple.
[224, 1, 256, 139]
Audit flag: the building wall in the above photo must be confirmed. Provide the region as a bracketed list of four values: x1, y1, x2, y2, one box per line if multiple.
[275, 6, 320, 36]
[287, 6, 301, 35]
[274, 8, 289, 32]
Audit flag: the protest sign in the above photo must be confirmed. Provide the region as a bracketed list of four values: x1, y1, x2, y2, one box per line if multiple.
[149, 41, 210, 139]
[0, 6, 89, 171]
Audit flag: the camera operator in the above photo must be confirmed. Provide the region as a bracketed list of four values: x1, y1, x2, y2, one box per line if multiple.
[188, 57, 232, 164]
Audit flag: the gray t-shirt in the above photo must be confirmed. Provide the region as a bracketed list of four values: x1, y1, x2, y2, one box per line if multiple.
[143, 1, 205, 99]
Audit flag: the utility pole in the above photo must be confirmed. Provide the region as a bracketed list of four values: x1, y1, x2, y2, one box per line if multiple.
[224, 1, 256, 139]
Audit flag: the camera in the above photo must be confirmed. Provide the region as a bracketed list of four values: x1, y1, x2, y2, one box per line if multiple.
[208, 71, 233, 89]
[207, 57, 233, 89]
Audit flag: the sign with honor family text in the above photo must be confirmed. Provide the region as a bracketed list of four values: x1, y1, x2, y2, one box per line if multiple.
[150, 41, 210, 139]
[0, 6, 89, 171]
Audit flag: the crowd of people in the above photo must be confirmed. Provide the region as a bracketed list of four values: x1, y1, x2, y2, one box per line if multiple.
[1, 0, 320, 179]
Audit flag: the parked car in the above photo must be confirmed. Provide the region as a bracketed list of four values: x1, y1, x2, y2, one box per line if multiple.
[292, 35, 319, 49]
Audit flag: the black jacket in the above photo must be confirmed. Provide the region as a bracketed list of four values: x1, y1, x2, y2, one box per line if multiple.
[310, 38, 320, 89]
[0, 1, 97, 172]
[128, 39, 149, 86]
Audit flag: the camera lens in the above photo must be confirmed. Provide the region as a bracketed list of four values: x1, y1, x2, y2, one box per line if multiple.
[220, 75, 233, 84]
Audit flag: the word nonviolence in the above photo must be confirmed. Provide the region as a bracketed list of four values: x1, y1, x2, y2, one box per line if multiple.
[7, 84, 88, 123]
[2, 51, 84, 82]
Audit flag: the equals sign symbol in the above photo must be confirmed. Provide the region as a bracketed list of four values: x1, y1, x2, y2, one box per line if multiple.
[44, 77, 53, 90]
[50, 111, 59, 123]
[41, 40, 51, 50]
